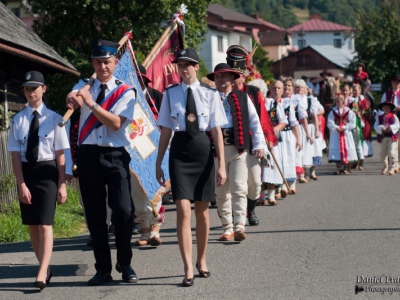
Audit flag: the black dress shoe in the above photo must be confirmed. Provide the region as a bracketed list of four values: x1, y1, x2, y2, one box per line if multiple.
[115, 262, 138, 283]
[87, 270, 113, 286]
[108, 224, 116, 234]
[86, 237, 93, 247]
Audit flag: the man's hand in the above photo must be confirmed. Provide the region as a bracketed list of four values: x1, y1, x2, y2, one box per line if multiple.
[66, 92, 83, 110]
[253, 149, 264, 159]
[77, 89, 95, 108]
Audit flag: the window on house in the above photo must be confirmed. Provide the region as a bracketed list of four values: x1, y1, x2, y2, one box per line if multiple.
[11, 8, 20, 17]
[334, 32, 341, 36]
[217, 36, 223, 52]
[334, 39, 342, 48]
[298, 39, 306, 50]
[296, 55, 311, 67]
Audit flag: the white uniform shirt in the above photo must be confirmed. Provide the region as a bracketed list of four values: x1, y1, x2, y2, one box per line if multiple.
[8, 103, 70, 162]
[219, 91, 265, 150]
[72, 76, 135, 147]
[157, 81, 227, 131]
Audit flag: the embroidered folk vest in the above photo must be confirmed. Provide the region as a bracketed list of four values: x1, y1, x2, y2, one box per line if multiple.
[377, 113, 398, 143]
[227, 90, 250, 150]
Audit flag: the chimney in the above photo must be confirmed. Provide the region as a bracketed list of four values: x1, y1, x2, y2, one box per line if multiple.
[310, 14, 321, 20]
[250, 13, 259, 20]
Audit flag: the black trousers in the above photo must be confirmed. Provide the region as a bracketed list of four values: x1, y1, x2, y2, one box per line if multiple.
[78, 145, 133, 273]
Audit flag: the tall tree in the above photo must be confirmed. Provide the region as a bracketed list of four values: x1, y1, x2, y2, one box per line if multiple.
[21, 0, 212, 111]
[353, 0, 400, 85]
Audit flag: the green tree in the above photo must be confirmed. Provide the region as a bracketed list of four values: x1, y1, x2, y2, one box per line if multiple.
[21, 0, 212, 112]
[352, 0, 400, 85]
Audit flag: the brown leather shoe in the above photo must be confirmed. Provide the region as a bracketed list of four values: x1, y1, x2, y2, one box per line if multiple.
[290, 189, 297, 194]
[299, 178, 308, 183]
[134, 239, 148, 246]
[234, 230, 247, 241]
[280, 190, 287, 198]
[148, 236, 162, 246]
[219, 232, 234, 241]
[381, 169, 387, 175]
[268, 199, 277, 205]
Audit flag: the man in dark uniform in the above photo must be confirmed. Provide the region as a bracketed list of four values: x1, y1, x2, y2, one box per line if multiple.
[226, 45, 277, 226]
[66, 39, 138, 285]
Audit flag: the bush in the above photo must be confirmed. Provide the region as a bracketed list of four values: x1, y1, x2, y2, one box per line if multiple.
[0, 185, 86, 244]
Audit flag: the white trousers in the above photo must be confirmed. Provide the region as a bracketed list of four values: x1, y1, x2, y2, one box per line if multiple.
[131, 173, 162, 229]
[215, 146, 248, 231]
[381, 138, 398, 172]
[247, 153, 262, 201]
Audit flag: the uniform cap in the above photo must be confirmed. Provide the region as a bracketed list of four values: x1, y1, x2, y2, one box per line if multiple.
[91, 39, 119, 58]
[21, 71, 45, 87]
[172, 48, 199, 64]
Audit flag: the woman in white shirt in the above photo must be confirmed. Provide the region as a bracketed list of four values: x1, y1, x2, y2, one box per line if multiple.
[8, 71, 69, 290]
[156, 49, 227, 287]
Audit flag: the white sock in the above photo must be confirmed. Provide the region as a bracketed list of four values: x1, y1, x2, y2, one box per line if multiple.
[267, 189, 275, 200]
[289, 181, 296, 190]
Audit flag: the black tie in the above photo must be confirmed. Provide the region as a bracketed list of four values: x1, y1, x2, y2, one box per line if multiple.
[185, 87, 200, 138]
[26, 110, 39, 162]
[94, 84, 107, 128]
[96, 83, 107, 104]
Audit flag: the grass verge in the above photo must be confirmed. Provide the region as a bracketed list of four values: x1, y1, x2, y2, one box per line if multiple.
[0, 186, 87, 244]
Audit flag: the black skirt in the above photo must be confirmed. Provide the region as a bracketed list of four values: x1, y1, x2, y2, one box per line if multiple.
[20, 161, 58, 225]
[169, 132, 215, 201]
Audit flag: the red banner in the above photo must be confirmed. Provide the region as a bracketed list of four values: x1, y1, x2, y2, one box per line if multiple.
[145, 24, 184, 92]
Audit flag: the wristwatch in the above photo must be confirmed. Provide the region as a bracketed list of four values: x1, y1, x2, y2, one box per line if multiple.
[91, 103, 99, 111]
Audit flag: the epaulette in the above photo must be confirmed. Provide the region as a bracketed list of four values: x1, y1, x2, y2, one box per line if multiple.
[82, 78, 89, 83]
[115, 79, 123, 85]
[165, 83, 180, 90]
[200, 82, 217, 91]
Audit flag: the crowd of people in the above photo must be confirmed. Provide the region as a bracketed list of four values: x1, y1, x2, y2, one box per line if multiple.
[7, 39, 400, 289]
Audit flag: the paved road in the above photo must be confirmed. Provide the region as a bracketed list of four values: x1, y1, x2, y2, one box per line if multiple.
[1, 141, 400, 300]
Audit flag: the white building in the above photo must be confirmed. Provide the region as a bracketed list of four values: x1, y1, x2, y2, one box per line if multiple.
[288, 15, 355, 52]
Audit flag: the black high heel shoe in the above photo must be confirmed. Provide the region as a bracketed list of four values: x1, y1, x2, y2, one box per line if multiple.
[196, 262, 211, 278]
[33, 281, 46, 290]
[182, 277, 194, 287]
[46, 267, 52, 284]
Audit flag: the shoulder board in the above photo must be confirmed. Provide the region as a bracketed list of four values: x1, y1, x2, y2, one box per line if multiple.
[200, 83, 217, 91]
[81, 78, 89, 83]
[165, 83, 181, 90]
[115, 79, 123, 85]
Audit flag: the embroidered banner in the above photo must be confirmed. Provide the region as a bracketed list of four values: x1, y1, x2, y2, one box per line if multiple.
[114, 51, 170, 202]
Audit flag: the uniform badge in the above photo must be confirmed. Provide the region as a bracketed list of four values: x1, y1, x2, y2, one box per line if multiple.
[26, 73, 31, 80]
[181, 50, 186, 55]
[97, 41, 102, 46]
[187, 113, 196, 122]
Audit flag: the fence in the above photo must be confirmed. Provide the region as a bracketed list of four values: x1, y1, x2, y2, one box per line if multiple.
[0, 130, 18, 206]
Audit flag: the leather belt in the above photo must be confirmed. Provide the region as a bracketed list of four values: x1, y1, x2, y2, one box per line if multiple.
[222, 128, 235, 145]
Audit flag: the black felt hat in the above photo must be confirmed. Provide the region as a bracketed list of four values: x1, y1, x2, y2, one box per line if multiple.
[206, 63, 241, 81]
[319, 69, 332, 77]
[136, 63, 151, 83]
[387, 73, 400, 82]
[378, 102, 396, 111]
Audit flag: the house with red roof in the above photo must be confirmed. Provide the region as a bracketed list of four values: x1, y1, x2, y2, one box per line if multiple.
[288, 14, 355, 52]
[251, 13, 294, 62]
